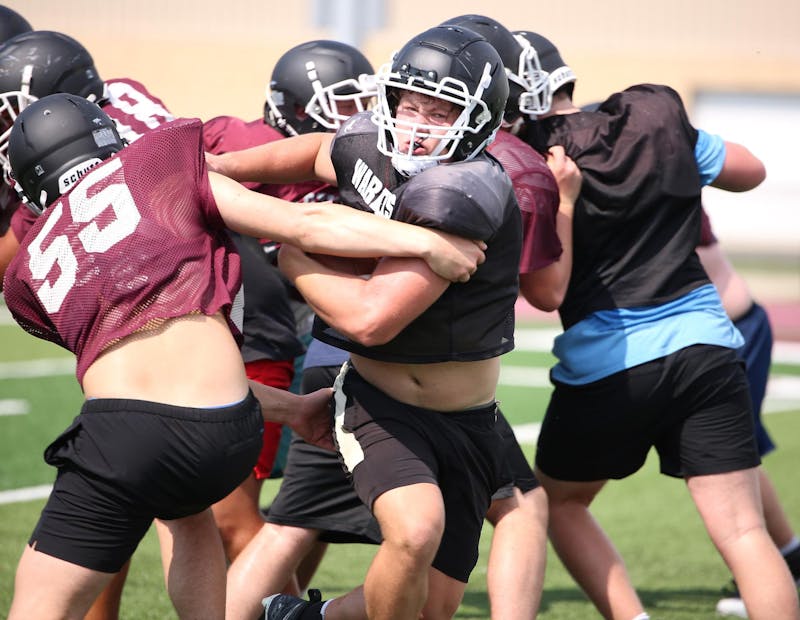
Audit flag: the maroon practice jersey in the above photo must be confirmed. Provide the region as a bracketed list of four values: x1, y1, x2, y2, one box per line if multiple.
[486, 130, 561, 273]
[203, 116, 337, 203]
[3, 119, 241, 385]
[698, 207, 717, 247]
[7, 77, 174, 243]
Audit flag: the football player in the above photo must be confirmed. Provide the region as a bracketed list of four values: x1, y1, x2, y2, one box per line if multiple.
[209, 23, 580, 620]
[514, 30, 799, 620]
[0, 26, 175, 620]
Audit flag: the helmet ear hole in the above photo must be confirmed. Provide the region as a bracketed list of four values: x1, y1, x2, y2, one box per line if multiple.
[9, 93, 124, 212]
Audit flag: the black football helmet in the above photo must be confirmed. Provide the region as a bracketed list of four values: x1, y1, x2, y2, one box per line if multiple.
[9, 93, 124, 214]
[0, 5, 32, 44]
[439, 15, 546, 125]
[264, 39, 376, 136]
[0, 30, 105, 178]
[513, 30, 576, 117]
[373, 24, 509, 176]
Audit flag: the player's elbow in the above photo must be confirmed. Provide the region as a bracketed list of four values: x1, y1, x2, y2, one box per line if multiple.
[519, 278, 566, 312]
[340, 308, 401, 347]
[532, 295, 563, 313]
[713, 143, 767, 192]
[346, 322, 398, 347]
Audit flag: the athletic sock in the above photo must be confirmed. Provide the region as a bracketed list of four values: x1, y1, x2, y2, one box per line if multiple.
[780, 535, 800, 557]
[320, 599, 334, 618]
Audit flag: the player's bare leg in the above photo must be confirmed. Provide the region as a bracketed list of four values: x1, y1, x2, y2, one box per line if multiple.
[688, 468, 800, 619]
[486, 486, 548, 619]
[537, 469, 647, 620]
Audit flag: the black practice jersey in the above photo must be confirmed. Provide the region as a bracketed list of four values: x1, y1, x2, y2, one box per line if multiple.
[520, 84, 710, 329]
[313, 112, 521, 363]
[229, 232, 305, 363]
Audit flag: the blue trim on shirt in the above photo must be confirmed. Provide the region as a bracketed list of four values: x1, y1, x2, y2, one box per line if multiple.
[551, 285, 744, 385]
[695, 129, 726, 186]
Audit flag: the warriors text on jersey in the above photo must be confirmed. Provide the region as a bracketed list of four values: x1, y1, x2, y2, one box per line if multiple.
[315, 112, 522, 363]
[3, 119, 241, 384]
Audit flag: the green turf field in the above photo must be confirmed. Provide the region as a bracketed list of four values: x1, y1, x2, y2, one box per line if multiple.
[1, 314, 798, 619]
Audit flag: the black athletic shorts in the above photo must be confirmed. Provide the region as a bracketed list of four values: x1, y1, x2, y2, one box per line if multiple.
[266, 364, 381, 544]
[333, 363, 507, 583]
[30, 393, 263, 573]
[492, 409, 540, 500]
[535, 344, 760, 481]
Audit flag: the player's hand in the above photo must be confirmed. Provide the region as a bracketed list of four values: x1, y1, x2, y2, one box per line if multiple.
[426, 230, 486, 283]
[205, 151, 228, 176]
[546, 146, 582, 213]
[288, 387, 336, 451]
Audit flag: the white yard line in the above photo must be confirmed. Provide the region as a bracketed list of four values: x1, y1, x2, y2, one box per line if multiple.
[0, 358, 75, 379]
[0, 485, 52, 504]
[0, 399, 29, 416]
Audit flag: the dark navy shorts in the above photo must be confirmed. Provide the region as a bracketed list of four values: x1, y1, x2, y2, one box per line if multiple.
[734, 302, 776, 456]
[30, 393, 263, 572]
[536, 344, 761, 481]
[333, 363, 506, 583]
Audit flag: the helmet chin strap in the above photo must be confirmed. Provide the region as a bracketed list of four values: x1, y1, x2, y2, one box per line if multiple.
[390, 153, 438, 177]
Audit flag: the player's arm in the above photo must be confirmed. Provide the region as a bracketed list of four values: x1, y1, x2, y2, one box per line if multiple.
[279, 244, 448, 346]
[519, 146, 580, 311]
[248, 379, 335, 451]
[710, 141, 766, 192]
[0, 228, 21, 292]
[209, 171, 484, 283]
[696, 130, 765, 193]
[206, 132, 337, 185]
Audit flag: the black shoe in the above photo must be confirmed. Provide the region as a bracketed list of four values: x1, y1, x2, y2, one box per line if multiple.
[262, 589, 323, 620]
[784, 545, 800, 585]
[720, 578, 740, 598]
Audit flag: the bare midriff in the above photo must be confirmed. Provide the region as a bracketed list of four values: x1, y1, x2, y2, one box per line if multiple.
[82, 312, 249, 408]
[350, 353, 500, 412]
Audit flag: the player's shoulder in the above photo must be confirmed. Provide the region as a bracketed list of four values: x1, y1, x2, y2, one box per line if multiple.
[487, 131, 549, 173]
[131, 117, 203, 151]
[399, 156, 513, 237]
[611, 83, 686, 115]
[336, 111, 378, 138]
[415, 155, 510, 195]
[202, 116, 282, 152]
